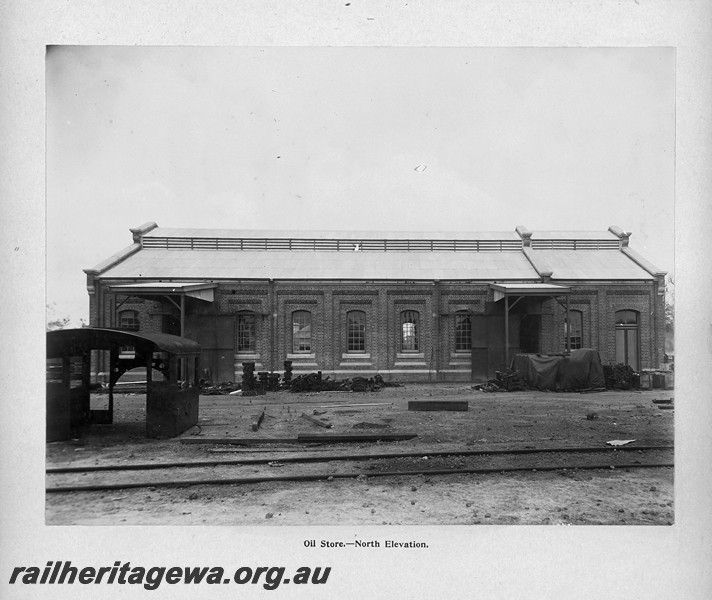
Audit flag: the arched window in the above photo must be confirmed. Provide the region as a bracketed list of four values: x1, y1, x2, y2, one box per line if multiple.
[237, 313, 256, 352]
[454, 311, 471, 352]
[292, 310, 312, 353]
[565, 310, 583, 350]
[615, 309, 639, 370]
[615, 310, 638, 325]
[347, 310, 366, 353]
[401, 310, 419, 352]
[119, 310, 139, 331]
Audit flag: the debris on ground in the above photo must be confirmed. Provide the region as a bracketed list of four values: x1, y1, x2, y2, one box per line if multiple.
[604, 363, 636, 390]
[251, 408, 266, 432]
[301, 412, 333, 429]
[495, 370, 527, 391]
[200, 381, 241, 395]
[202, 368, 402, 395]
[289, 372, 342, 393]
[472, 382, 503, 393]
[289, 373, 401, 393]
[472, 370, 527, 392]
[352, 422, 389, 429]
[586, 411, 599, 420]
[606, 439, 637, 446]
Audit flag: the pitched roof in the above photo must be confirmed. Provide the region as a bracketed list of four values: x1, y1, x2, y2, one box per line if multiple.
[88, 225, 663, 282]
[97, 248, 539, 280]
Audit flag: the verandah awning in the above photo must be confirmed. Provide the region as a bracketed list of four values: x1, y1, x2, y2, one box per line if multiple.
[108, 282, 217, 340]
[489, 283, 573, 365]
[109, 281, 217, 302]
[489, 283, 571, 302]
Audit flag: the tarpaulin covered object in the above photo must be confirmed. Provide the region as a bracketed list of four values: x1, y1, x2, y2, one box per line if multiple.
[512, 349, 606, 391]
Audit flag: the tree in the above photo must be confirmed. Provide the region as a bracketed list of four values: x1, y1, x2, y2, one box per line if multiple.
[46, 303, 87, 331]
[664, 276, 674, 354]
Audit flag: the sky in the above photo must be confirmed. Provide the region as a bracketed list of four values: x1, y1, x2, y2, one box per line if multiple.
[46, 46, 675, 325]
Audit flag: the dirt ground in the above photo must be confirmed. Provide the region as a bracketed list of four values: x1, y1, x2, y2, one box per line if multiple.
[45, 384, 674, 525]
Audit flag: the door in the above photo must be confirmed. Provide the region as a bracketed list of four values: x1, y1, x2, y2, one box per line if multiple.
[184, 315, 236, 383]
[615, 310, 640, 371]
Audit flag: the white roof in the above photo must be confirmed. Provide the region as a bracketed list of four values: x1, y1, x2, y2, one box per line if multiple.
[89, 225, 662, 282]
[529, 250, 654, 280]
[98, 249, 538, 280]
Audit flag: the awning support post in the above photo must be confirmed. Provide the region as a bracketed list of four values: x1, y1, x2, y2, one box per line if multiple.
[565, 294, 570, 354]
[180, 295, 186, 381]
[504, 295, 510, 368]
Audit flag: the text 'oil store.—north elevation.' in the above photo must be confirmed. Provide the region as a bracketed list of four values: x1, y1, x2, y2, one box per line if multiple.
[84, 223, 667, 383]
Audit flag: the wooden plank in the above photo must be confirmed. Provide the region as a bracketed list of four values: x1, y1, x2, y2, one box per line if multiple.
[297, 432, 417, 443]
[251, 407, 266, 431]
[317, 402, 393, 408]
[408, 400, 469, 411]
[180, 437, 299, 445]
[300, 413, 332, 428]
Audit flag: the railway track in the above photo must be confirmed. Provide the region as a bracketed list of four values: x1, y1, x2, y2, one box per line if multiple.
[46, 444, 673, 493]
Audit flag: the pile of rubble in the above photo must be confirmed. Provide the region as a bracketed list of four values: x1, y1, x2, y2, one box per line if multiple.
[289, 373, 401, 393]
[472, 369, 527, 393]
[199, 381, 240, 395]
[603, 363, 636, 390]
[199, 363, 402, 395]
[289, 372, 344, 393]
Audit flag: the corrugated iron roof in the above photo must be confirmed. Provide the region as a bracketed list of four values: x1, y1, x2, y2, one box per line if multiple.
[98, 249, 539, 280]
[530, 249, 654, 280]
[89, 225, 662, 282]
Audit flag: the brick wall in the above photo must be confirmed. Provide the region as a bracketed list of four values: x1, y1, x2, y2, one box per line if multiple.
[92, 278, 664, 381]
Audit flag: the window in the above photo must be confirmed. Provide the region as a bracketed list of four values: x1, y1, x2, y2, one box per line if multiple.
[401, 310, 419, 352]
[237, 313, 256, 352]
[565, 310, 583, 350]
[347, 311, 366, 353]
[292, 310, 312, 353]
[615, 310, 638, 326]
[615, 309, 639, 370]
[119, 310, 139, 331]
[454, 311, 471, 352]
[118, 310, 139, 358]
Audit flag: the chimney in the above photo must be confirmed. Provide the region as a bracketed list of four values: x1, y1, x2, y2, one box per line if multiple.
[129, 222, 158, 244]
[516, 225, 532, 247]
[608, 225, 631, 248]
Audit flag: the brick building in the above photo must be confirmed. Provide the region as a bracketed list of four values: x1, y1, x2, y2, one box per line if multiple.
[84, 223, 667, 383]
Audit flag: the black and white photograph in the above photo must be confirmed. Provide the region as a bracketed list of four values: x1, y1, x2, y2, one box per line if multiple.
[2, 2, 711, 599]
[44, 45, 675, 527]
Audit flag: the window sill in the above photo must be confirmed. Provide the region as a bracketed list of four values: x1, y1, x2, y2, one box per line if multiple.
[396, 352, 425, 360]
[341, 353, 371, 360]
[287, 353, 316, 360]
